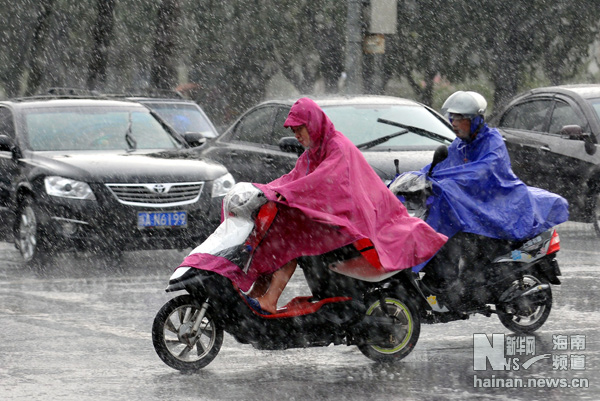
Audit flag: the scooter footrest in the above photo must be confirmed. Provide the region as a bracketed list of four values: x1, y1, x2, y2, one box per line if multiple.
[265, 296, 353, 319]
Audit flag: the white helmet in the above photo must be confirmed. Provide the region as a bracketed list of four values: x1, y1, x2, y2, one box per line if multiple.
[441, 91, 487, 118]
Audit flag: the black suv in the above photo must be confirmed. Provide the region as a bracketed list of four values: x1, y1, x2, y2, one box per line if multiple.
[0, 95, 235, 264]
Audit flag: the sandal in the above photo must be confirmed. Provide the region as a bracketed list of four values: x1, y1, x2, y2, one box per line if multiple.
[243, 294, 272, 315]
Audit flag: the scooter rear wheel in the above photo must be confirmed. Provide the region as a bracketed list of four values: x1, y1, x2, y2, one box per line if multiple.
[358, 289, 421, 363]
[497, 274, 552, 334]
[152, 294, 223, 372]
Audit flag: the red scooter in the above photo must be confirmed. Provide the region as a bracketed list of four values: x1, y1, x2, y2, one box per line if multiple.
[152, 183, 423, 372]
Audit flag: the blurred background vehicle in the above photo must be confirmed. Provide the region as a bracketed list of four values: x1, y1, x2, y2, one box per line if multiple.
[0, 94, 234, 264]
[196, 95, 455, 185]
[125, 93, 220, 143]
[490, 84, 600, 236]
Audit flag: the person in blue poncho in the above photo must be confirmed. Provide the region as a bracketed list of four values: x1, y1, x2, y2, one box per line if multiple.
[407, 91, 569, 292]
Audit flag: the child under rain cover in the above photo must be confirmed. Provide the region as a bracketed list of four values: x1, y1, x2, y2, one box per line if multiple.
[398, 121, 569, 241]
[178, 97, 448, 291]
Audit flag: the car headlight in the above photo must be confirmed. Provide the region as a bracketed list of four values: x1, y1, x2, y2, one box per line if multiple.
[211, 172, 235, 198]
[44, 176, 96, 200]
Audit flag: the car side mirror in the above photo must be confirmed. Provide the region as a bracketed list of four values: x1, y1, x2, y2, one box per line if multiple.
[560, 125, 596, 155]
[560, 125, 585, 140]
[183, 132, 206, 147]
[0, 134, 12, 151]
[0, 135, 21, 159]
[278, 136, 304, 156]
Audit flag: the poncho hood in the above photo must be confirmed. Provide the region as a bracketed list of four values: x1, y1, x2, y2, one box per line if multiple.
[283, 97, 332, 162]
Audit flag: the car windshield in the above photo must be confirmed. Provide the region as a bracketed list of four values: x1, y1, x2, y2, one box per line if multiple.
[321, 104, 454, 148]
[587, 98, 600, 123]
[23, 106, 182, 151]
[142, 103, 217, 138]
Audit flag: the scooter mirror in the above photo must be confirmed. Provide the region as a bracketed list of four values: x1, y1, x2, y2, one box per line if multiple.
[427, 145, 448, 176]
[279, 136, 304, 156]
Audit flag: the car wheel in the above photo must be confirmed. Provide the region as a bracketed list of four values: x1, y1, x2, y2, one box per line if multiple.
[15, 196, 50, 265]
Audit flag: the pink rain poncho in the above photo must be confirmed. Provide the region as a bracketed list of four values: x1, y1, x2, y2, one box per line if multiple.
[180, 97, 447, 290]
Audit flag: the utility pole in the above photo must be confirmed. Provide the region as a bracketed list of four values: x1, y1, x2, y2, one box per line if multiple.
[345, 0, 363, 94]
[364, 0, 397, 94]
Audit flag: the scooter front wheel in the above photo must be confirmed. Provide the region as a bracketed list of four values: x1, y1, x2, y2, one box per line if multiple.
[152, 295, 223, 372]
[358, 288, 421, 363]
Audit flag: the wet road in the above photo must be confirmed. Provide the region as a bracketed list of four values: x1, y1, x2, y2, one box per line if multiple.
[1, 222, 599, 400]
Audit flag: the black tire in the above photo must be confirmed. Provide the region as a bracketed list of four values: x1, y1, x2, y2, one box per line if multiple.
[152, 295, 223, 372]
[358, 288, 421, 363]
[497, 274, 552, 334]
[591, 192, 600, 237]
[14, 196, 50, 265]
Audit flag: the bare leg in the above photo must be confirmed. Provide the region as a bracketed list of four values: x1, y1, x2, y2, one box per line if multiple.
[247, 274, 272, 298]
[257, 259, 297, 314]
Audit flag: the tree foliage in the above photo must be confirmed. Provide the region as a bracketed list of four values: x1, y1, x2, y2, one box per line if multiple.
[386, 0, 480, 106]
[150, 0, 181, 89]
[87, 0, 116, 90]
[0, 0, 598, 122]
[472, 0, 600, 108]
[538, 0, 599, 86]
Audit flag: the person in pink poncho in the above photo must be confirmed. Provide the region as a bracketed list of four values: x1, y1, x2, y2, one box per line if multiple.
[243, 97, 448, 313]
[179, 97, 446, 314]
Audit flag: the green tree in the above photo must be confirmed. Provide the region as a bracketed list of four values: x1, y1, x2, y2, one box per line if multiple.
[0, 0, 36, 97]
[224, 0, 276, 115]
[150, 0, 181, 90]
[107, 1, 156, 90]
[1, 0, 599, 119]
[25, 0, 56, 96]
[184, 1, 346, 126]
[267, 0, 345, 94]
[185, 1, 234, 124]
[310, 1, 345, 93]
[474, 0, 600, 109]
[474, 1, 549, 109]
[539, 0, 600, 85]
[385, 0, 478, 106]
[87, 0, 116, 91]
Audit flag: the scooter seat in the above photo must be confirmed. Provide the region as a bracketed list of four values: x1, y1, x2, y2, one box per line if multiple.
[328, 256, 399, 282]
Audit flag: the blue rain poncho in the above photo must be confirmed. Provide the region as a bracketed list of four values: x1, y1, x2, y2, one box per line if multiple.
[415, 124, 569, 240]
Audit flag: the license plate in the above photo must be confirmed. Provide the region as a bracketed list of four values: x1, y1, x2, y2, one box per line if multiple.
[137, 211, 187, 228]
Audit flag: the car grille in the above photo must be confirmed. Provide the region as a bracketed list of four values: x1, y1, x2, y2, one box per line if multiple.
[105, 182, 205, 207]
